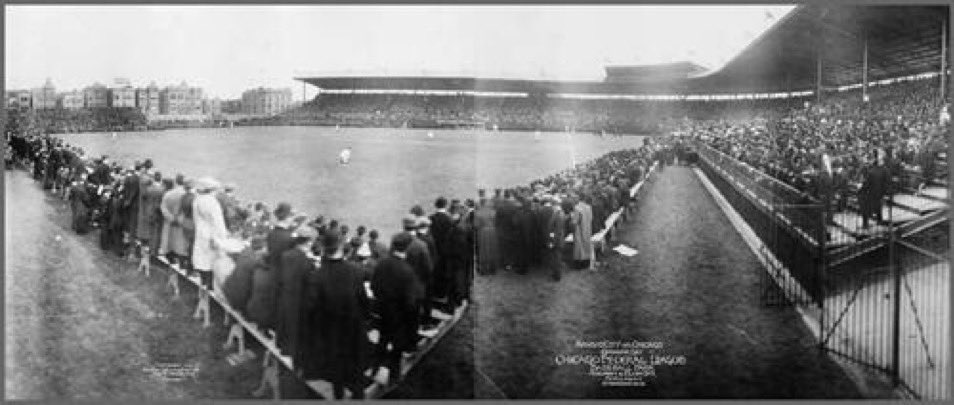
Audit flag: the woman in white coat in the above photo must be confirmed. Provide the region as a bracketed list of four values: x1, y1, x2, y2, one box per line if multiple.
[192, 177, 229, 291]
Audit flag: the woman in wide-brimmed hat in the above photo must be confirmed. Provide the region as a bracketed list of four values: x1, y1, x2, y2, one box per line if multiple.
[191, 176, 228, 290]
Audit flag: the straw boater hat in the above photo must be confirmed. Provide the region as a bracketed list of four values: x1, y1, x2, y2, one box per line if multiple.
[194, 176, 220, 192]
[402, 214, 418, 230]
[416, 217, 431, 229]
[292, 224, 319, 241]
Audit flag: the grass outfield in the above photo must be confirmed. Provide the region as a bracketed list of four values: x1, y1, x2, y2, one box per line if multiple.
[63, 127, 644, 238]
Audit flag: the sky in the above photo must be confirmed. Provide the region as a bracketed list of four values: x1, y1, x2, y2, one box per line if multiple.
[5, 5, 795, 101]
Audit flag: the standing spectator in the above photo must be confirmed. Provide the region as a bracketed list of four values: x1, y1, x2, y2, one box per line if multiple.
[179, 179, 197, 271]
[369, 233, 419, 387]
[136, 163, 155, 248]
[191, 177, 229, 290]
[266, 202, 297, 268]
[368, 229, 389, 262]
[542, 196, 566, 281]
[159, 175, 188, 265]
[121, 163, 142, 255]
[428, 197, 454, 305]
[223, 236, 267, 316]
[276, 225, 318, 365]
[143, 172, 167, 255]
[302, 230, 370, 399]
[475, 195, 500, 275]
[570, 195, 594, 270]
[67, 173, 92, 234]
[399, 215, 436, 334]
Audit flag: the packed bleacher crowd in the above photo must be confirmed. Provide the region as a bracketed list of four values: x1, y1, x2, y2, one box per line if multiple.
[270, 94, 673, 133]
[672, 77, 949, 229]
[4, 124, 664, 398]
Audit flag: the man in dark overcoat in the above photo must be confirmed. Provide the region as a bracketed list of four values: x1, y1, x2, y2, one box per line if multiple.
[369, 233, 419, 387]
[302, 231, 370, 399]
[275, 225, 317, 363]
[121, 164, 142, 242]
[428, 197, 454, 304]
[860, 153, 891, 229]
[266, 202, 296, 269]
[68, 174, 92, 234]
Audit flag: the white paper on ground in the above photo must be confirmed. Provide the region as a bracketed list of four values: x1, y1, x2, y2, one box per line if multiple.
[613, 244, 639, 256]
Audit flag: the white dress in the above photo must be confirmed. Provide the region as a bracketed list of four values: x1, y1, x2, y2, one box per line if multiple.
[191, 193, 229, 271]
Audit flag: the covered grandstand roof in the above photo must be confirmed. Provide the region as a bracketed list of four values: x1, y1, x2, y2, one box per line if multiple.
[297, 5, 949, 95]
[604, 62, 709, 83]
[689, 4, 950, 93]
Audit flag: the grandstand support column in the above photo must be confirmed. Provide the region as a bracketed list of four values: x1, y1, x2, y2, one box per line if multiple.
[890, 226, 902, 387]
[816, 51, 823, 104]
[941, 20, 947, 101]
[862, 36, 869, 102]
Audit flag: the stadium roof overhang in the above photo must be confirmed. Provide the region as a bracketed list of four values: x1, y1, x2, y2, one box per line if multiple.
[687, 4, 949, 93]
[297, 5, 949, 96]
[296, 76, 694, 95]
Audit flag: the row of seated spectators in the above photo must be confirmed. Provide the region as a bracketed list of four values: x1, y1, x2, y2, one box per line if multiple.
[273, 94, 801, 134]
[673, 76, 948, 228]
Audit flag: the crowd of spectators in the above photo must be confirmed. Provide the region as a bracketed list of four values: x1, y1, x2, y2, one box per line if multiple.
[4, 124, 668, 398]
[6, 107, 148, 134]
[674, 77, 948, 228]
[476, 137, 665, 279]
[5, 131, 483, 397]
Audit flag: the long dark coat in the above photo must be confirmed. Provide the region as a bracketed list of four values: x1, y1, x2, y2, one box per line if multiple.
[403, 232, 432, 300]
[448, 218, 474, 304]
[143, 181, 166, 252]
[105, 192, 127, 256]
[121, 173, 141, 237]
[68, 182, 91, 234]
[276, 247, 313, 361]
[418, 232, 438, 298]
[266, 226, 295, 268]
[179, 191, 196, 253]
[860, 165, 890, 220]
[136, 177, 155, 240]
[222, 249, 264, 315]
[512, 205, 534, 269]
[245, 263, 278, 331]
[475, 205, 500, 274]
[429, 211, 454, 296]
[370, 255, 420, 353]
[301, 258, 370, 383]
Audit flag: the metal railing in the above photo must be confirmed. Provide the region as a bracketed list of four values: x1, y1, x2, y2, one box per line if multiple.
[697, 140, 950, 399]
[695, 142, 825, 304]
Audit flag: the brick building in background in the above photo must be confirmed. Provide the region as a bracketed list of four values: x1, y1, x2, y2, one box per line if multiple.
[30, 78, 57, 109]
[241, 87, 292, 116]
